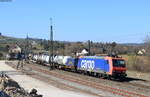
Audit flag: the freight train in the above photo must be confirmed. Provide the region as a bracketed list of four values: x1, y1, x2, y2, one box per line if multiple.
[32, 54, 127, 80]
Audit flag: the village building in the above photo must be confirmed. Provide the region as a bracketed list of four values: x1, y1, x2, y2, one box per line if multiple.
[8, 44, 21, 53]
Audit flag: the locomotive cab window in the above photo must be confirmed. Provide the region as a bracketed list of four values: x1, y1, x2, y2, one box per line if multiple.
[112, 60, 125, 67]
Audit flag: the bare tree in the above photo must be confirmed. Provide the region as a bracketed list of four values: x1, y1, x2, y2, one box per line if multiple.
[144, 33, 150, 53]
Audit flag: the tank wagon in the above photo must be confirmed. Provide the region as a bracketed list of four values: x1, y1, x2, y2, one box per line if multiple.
[32, 54, 50, 65]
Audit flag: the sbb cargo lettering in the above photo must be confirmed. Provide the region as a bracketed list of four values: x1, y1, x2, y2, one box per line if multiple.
[81, 60, 95, 70]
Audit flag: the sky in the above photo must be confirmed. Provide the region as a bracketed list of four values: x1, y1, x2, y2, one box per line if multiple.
[0, 0, 150, 43]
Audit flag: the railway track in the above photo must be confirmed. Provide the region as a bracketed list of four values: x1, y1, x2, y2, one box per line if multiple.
[28, 71, 102, 97]
[28, 62, 150, 94]
[55, 69, 150, 92]
[6, 61, 102, 97]
[6, 61, 148, 97]
[26, 63, 148, 97]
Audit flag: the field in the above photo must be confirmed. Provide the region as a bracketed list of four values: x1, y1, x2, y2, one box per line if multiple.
[122, 55, 150, 72]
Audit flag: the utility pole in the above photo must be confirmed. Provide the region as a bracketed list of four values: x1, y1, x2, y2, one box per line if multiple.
[88, 40, 91, 56]
[25, 33, 29, 60]
[49, 18, 54, 70]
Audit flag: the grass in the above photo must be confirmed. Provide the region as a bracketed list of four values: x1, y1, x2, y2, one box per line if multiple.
[121, 55, 150, 72]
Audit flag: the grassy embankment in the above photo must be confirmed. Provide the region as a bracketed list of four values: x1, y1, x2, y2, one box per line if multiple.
[122, 55, 150, 72]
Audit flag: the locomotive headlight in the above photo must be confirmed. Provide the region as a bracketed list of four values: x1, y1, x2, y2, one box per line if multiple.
[113, 70, 117, 73]
[122, 71, 126, 73]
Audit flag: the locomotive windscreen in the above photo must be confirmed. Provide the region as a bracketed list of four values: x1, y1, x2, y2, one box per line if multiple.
[112, 59, 126, 67]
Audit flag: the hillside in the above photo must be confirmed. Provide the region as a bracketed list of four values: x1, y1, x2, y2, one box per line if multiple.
[0, 35, 147, 55]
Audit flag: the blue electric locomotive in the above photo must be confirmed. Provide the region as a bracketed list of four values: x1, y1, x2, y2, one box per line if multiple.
[65, 56, 127, 79]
